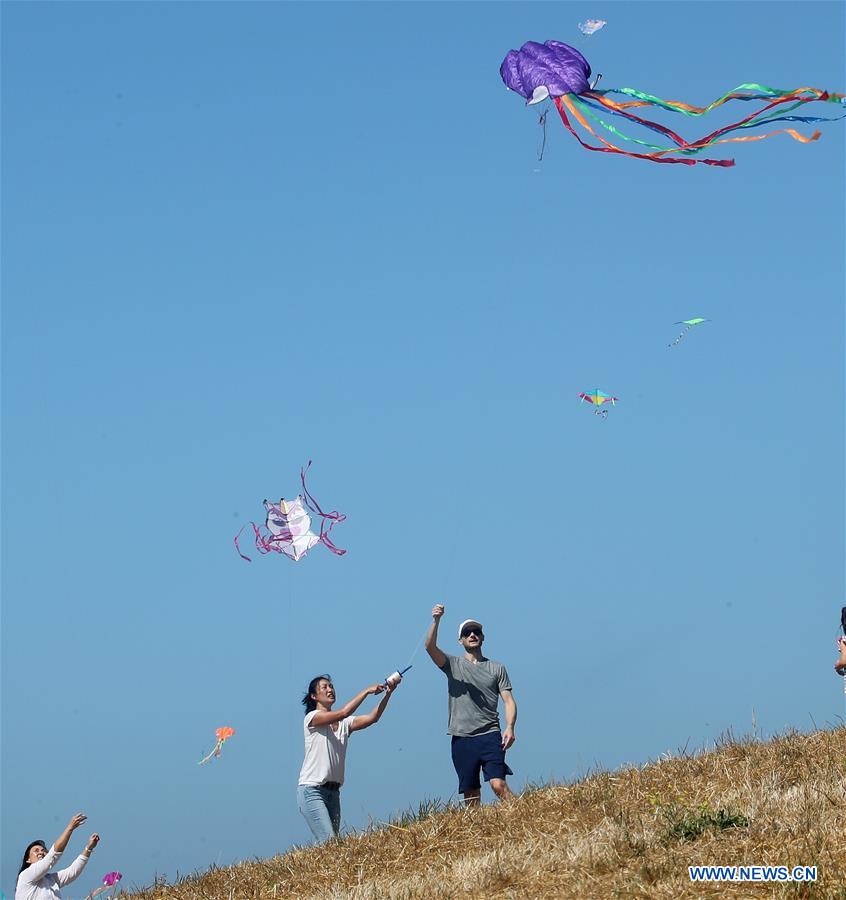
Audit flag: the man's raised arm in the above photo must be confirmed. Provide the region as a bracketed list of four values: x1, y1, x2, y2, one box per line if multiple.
[425, 604, 447, 668]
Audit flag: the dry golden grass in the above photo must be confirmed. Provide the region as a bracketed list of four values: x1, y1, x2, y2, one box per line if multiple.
[128, 727, 846, 899]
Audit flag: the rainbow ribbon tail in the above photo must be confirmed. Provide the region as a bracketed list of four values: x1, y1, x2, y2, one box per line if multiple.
[553, 84, 844, 166]
[554, 95, 730, 166]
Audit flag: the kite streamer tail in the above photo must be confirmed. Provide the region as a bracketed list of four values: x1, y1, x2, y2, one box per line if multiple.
[669, 326, 690, 348]
[86, 887, 120, 900]
[594, 83, 844, 117]
[553, 95, 734, 166]
[234, 525, 252, 562]
[198, 740, 223, 766]
[234, 520, 296, 561]
[300, 461, 347, 556]
[582, 87, 843, 159]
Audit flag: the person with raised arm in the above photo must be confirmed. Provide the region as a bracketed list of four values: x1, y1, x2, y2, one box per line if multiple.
[297, 673, 401, 842]
[425, 603, 517, 807]
[16, 812, 99, 900]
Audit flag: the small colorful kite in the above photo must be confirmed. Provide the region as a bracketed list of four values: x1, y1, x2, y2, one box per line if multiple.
[669, 317, 709, 347]
[578, 19, 606, 36]
[234, 462, 346, 563]
[86, 872, 122, 899]
[499, 40, 844, 166]
[199, 727, 235, 766]
[579, 389, 618, 419]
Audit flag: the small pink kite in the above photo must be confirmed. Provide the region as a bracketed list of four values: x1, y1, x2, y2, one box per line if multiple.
[199, 726, 235, 766]
[234, 462, 346, 563]
[86, 872, 122, 899]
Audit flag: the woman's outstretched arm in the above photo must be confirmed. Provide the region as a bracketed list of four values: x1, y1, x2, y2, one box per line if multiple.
[349, 680, 398, 732]
[310, 684, 385, 727]
[56, 832, 98, 887]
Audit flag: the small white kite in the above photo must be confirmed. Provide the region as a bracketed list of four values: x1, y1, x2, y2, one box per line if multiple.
[578, 19, 607, 35]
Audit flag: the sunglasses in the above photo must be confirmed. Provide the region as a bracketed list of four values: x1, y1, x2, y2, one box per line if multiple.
[461, 628, 483, 638]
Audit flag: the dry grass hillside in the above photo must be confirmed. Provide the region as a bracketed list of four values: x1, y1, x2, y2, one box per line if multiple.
[129, 727, 846, 899]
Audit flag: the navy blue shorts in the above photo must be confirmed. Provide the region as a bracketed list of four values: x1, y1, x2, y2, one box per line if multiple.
[450, 731, 513, 794]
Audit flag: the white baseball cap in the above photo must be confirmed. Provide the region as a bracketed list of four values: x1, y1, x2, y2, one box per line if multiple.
[458, 619, 483, 639]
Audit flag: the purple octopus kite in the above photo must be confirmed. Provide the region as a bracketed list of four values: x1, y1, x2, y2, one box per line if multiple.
[500, 40, 844, 166]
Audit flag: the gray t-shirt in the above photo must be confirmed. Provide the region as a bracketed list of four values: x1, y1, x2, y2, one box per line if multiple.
[439, 654, 512, 737]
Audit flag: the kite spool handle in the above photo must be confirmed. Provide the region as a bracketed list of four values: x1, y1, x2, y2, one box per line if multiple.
[385, 665, 412, 687]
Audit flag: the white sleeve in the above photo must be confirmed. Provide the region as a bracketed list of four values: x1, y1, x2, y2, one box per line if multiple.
[55, 853, 89, 887]
[304, 711, 318, 733]
[342, 715, 356, 738]
[17, 846, 63, 885]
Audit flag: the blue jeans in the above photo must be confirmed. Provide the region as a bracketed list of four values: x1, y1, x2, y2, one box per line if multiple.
[297, 784, 341, 843]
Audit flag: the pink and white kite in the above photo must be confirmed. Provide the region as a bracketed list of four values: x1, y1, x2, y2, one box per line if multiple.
[234, 462, 346, 563]
[86, 872, 122, 899]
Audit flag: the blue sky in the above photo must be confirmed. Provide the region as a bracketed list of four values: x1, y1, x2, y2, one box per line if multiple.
[2, 1, 844, 894]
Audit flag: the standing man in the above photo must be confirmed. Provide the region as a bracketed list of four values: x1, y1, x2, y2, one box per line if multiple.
[425, 603, 516, 806]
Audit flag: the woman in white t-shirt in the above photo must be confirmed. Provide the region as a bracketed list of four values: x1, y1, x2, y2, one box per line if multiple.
[297, 673, 400, 842]
[16, 813, 100, 900]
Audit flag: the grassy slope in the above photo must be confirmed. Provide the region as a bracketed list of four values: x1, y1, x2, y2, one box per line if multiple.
[129, 727, 846, 899]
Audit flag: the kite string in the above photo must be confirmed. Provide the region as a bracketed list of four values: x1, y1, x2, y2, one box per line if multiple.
[397, 507, 463, 672]
[402, 627, 429, 671]
[407, 500, 464, 668]
[288, 563, 296, 749]
[537, 107, 548, 161]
